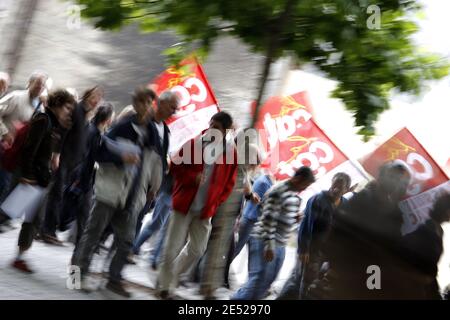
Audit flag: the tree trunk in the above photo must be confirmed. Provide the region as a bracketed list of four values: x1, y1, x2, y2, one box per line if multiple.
[249, 45, 275, 128]
[249, 0, 296, 128]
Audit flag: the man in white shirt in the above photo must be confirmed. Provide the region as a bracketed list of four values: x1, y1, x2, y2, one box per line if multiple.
[0, 71, 48, 212]
[0, 71, 48, 145]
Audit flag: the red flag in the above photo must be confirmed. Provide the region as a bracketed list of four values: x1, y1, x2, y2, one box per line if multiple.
[446, 158, 450, 177]
[254, 92, 366, 182]
[150, 58, 219, 153]
[360, 127, 449, 197]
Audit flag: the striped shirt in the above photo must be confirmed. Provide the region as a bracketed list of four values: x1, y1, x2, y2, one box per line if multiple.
[252, 180, 302, 250]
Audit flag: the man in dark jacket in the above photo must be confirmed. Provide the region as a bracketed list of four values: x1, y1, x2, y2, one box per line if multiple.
[401, 192, 450, 299]
[72, 88, 175, 298]
[320, 160, 413, 299]
[277, 172, 351, 300]
[9, 89, 75, 273]
[40, 86, 104, 245]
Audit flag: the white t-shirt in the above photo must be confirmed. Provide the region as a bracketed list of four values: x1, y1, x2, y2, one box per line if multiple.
[154, 121, 165, 145]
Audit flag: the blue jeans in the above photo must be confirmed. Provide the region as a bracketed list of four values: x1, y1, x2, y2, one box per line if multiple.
[132, 191, 171, 256]
[233, 216, 256, 260]
[231, 237, 286, 300]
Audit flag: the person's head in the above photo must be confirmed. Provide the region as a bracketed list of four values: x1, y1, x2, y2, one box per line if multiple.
[27, 71, 48, 98]
[92, 102, 114, 130]
[47, 89, 76, 129]
[329, 172, 352, 200]
[0, 72, 10, 96]
[378, 160, 412, 202]
[81, 86, 104, 112]
[132, 86, 157, 124]
[290, 166, 316, 192]
[209, 111, 233, 137]
[429, 192, 450, 224]
[156, 91, 179, 122]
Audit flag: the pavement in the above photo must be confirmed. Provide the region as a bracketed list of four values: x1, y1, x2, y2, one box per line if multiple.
[0, 217, 297, 300]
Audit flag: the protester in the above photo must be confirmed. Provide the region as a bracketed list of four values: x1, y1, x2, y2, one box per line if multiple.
[0, 71, 48, 206]
[71, 87, 172, 297]
[131, 91, 178, 262]
[232, 171, 275, 260]
[156, 111, 238, 299]
[231, 166, 315, 300]
[40, 86, 104, 245]
[63, 103, 115, 250]
[278, 172, 352, 300]
[200, 139, 262, 299]
[320, 160, 413, 299]
[5, 89, 75, 273]
[401, 192, 450, 299]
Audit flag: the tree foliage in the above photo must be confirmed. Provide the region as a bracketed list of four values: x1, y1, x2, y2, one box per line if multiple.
[73, 0, 449, 139]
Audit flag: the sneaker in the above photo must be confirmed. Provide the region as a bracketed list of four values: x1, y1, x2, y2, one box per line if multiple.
[41, 233, 64, 246]
[156, 290, 174, 300]
[12, 259, 34, 273]
[105, 281, 131, 298]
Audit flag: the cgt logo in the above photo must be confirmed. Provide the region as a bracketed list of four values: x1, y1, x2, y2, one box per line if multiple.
[263, 97, 312, 149]
[277, 139, 335, 178]
[262, 97, 336, 178]
[164, 67, 209, 118]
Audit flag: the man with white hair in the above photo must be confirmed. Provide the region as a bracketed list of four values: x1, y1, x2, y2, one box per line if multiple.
[0, 71, 48, 207]
[0, 71, 48, 144]
[0, 72, 10, 98]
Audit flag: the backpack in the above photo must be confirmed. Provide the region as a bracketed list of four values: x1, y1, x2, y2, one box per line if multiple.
[1, 112, 51, 172]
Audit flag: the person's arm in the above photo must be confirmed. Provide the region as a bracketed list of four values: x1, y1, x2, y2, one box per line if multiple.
[254, 178, 272, 200]
[298, 197, 318, 258]
[20, 115, 48, 183]
[94, 135, 126, 166]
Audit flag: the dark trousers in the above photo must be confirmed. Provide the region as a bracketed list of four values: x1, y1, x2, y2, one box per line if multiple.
[72, 200, 137, 282]
[73, 189, 93, 251]
[41, 164, 70, 236]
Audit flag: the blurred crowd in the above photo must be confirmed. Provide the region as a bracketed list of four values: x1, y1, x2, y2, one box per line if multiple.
[0, 70, 449, 300]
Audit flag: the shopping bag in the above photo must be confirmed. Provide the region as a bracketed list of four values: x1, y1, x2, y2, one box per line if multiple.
[0, 183, 47, 222]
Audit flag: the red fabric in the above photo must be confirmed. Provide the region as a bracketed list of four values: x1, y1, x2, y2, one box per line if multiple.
[170, 137, 238, 220]
[1, 121, 29, 172]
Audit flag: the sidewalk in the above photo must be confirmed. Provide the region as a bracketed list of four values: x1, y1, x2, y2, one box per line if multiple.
[0, 220, 297, 300]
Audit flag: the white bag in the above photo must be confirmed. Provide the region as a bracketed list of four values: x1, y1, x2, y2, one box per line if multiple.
[0, 183, 47, 222]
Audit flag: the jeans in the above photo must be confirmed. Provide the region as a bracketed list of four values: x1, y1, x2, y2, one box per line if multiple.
[231, 237, 286, 300]
[149, 217, 169, 266]
[132, 191, 172, 255]
[232, 216, 256, 260]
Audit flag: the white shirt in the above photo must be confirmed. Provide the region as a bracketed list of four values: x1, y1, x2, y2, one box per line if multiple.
[0, 90, 42, 136]
[154, 121, 165, 145]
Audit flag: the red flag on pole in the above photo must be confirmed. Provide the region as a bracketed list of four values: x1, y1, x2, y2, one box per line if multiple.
[254, 91, 368, 201]
[150, 58, 219, 153]
[360, 127, 448, 197]
[359, 127, 449, 234]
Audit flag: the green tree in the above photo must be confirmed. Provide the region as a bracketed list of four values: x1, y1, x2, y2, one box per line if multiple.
[73, 0, 449, 139]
